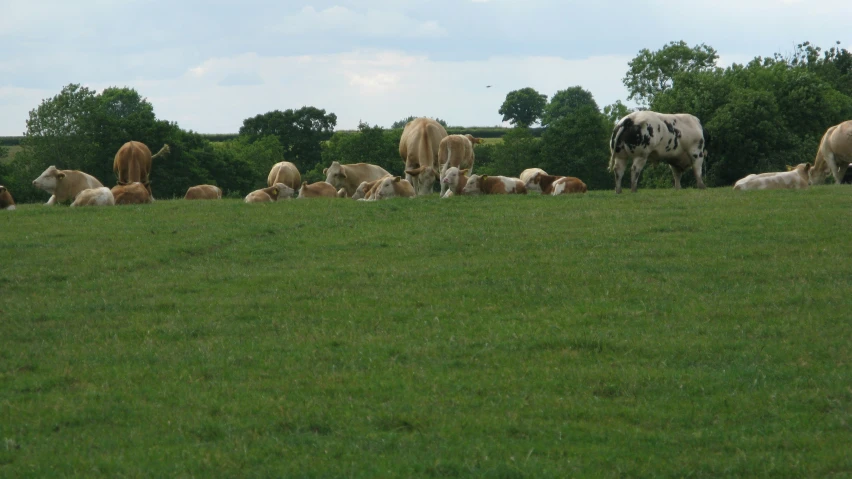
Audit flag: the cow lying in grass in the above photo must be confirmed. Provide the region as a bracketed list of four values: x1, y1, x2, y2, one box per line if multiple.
[525, 173, 587, 195]
[112, 183, 153, 205]
[462, 174, 526, 195]
[33, 166, 104, 205]
[245, 183, 294, 203]
[0, 185, 15, 210]
[298, 181, 338, 198]
[72, 187, 115, 207]
[440, 167, 469, 198]
[733, 164, 811, 191]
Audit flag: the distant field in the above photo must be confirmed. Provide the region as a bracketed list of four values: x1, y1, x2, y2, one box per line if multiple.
[1, 188, 851, 477]
[1, 145, 22, 164]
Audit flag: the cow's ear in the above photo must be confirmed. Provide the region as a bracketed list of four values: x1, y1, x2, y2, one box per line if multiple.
[481, 175, 488, 182]
[785, 165, 794, 171]
[804, 163, 812, 172]
[461, 169, 469, 175]
[394, 176, 401, 182]
[57, 172, 66, 180]
[323, 168, 328, 175]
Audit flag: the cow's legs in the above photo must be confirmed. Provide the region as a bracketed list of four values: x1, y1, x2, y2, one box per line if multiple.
[46, 194, 56, 206]
[824, 151, 842, 184]
[837, 161, 849, 184]
[630, 156, 648, 193]
[669, 165, 684, 189]
[613, 158, 627, 194]
[692, 156, 707, 189]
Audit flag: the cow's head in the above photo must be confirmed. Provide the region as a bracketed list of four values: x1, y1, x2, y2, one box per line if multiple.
[462, 174, 484, 195]
[297, 181, 309, 199]
[441, 167, 468, 193]
[351, 181, 371, 200]
[465, 134, 484, 145]
[32, 166, 64, 193]
[808, 162, 828, 185]
[375, 176, 402, 200]
[792, 163, 811, 180]
[323, 161, 346, 187]
[405, 165, 437, 195]
[273, 183, 295, 199]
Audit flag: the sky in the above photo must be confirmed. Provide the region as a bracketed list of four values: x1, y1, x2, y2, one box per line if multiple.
[1, 0, 851, 136]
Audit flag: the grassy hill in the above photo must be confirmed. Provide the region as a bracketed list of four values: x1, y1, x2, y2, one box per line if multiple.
[1, 188, 851, 477]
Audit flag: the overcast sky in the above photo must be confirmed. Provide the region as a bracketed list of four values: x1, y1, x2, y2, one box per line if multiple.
[1, 0, 850, 135]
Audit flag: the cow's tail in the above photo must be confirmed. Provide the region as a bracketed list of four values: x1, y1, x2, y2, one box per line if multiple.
[608, 118, 631, 172]
[152, 144, 170, 160]
[128, 158, 140, 186]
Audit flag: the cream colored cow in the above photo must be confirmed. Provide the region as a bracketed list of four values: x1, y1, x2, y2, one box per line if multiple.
[809, 120, 852, 185]
[71, 187, 115, 207]
[32, 166, 104, 205]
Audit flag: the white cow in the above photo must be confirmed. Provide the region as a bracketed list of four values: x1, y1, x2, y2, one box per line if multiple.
[809, 120, 852, 185]
[733, 164, 811, 190]
[71, 187, 115, 207]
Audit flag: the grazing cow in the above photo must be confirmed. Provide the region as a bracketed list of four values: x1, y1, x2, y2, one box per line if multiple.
[462, 174, 527, 195]
[608, 111, 708, 193]
[267, 161, 302, 190]
[519, 168, 548, 193]
[323, 161, 391, 197]
[440, 167, 469, 198]
[809, 120, 852, 185]
[733, 164, 811, 191]
[372, 176, 416, 200]
[245, 183, 294, 203]
[399, 118, 448, 195]
[527, 174, 587, 195]
[298, 181, 338, 198]
[111, 182, 152, 205]
[71, 187, 115, 207]
[184, 185, 222, 200]
[438, 135, 479, 196]
[32, 166, 104, 205]
[0, 185, 15, 210]
[113, 141, 169, 197]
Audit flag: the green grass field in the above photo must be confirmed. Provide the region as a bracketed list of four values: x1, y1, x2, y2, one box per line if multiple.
[0, 145, 22, 164]
[1, 188, 851, 477]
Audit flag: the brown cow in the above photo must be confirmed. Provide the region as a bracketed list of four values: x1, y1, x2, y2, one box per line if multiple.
[184, 185, 222, 200]
[113, 141, 169, 197]
[267, 161, 301, 190]
[371, 176, 416, 200]
[399, 118, 448, 195]
[438, 135, 477, 196]
[527, 174, 587, 195]
[440, 167, 469, 198]
[519, 168, 548, 193]
[0, 185, 15, 210]
[245, 183, 294, 203]
[352, 175, 393, 200]
[324, 161, 391, 197]
[298, 181, 338, 198]
[462, 174, 527, 195]
[809, 120, 852, 185]
[111, 182, 152, 205]
[32, 166, 104, 205]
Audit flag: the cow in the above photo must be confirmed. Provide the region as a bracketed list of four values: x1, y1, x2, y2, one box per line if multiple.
[371, 176, 416, 200]
[113, 141, 169, 197]
[438, 135, 479, 196]
[809, 120, 852, 185]
[440, 167, 469, 198]
[184, 185, 222, 200]
[351, 175, 392, 201]
[298, 181, 338, 198]
[267, 161, 302, 190]
[71, 187, 115, 207]
[0, 185, 15, 210]
[519, 168, 548, 193]
[111, 182, 152, 205]
[608, 111, 708, 193]
[245, 183, 294, 203]
[32, 166, 104, 205]
[733, 164, 811, 191]
[462, 174, 527, 195]
[399, 117, 448, 195]
[323, 161, 391, 197]
[527, 174, 587, 195]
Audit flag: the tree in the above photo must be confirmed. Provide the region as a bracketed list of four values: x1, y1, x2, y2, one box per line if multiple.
[310, 122, 403, 182]
[603, 100, 632, 125]
[391, 116, 448, 129]
[540, 105, 611, 190]
[498, 88, 547, 127]
[624, 41, 719, 107]
[542, 87, 599, 126]
[476, 127, 541, 176]
[239, 107, 337, 174]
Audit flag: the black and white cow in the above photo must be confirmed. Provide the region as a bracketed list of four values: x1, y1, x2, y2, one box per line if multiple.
[608, 111, 708, 193]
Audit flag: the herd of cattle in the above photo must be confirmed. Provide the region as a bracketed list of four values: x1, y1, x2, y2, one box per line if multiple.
[1, 112, 851, 211]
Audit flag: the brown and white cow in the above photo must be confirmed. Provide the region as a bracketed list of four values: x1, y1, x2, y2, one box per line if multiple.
[111, 182, 153, 205]
[438, 135, 479, 196]
[323, 161, 391, 197]
[113, 141, 169, 197]
[352, 175, 392, 201]
[71, 187, 115, 207]
[184, 184, 222, 200]
[371, 176, 416, 200]
[461, 174, 527, 195]
[245, 183, 294, 203]
[809, 120, 852, 185]
[526, 174, 587, 195]
[298, 181, 338, 198]
[609, 111, 708, 193]
[733, 164, 811, 191]
[399, 117, 448, 196]
[440, 167, 469, 198]
[267, 161, 302, 190]
[32, 166, 104, 205]
[0, 185, 15, 210]
[519, 168, 548, 193]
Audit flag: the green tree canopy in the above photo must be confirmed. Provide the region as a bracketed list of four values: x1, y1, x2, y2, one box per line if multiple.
[498, 88, 547, 128]
[390, 116, 448, 129]
[542, 87, 599, 126]
[624, 41, 719, 107]
[239, 107, 337, 173]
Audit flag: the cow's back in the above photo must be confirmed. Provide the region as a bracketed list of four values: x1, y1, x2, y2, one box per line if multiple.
[400, 118, 447, 169]
[114, 141, 153, 186]
[267, 162, 301, 189]
[185, 184, 222, 200]
[112, 183, 152, 204]
[56, 170, 104, 202]
[439, 135, 474, 171]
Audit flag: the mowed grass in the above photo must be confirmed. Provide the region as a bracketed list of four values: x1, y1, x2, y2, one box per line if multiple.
[1, 187, 851, 477]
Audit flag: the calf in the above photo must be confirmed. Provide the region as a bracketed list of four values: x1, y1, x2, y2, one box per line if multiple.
[352, 175, 392, 200]
[298, 181, 338, 198]
[71, 187, 115, 207]
[0, 185, 15, 210]
[372, 176, 416, 200]
[527, 174, 587, 195]
[438, 135, 477, 196]
[519, 168, 548, 193]
[112, 183, 153, 205]
[32, 166, 104, 205]
[440, 167, 469, 198]
[324, 161, 391, 197]
[245, 183, 294, 203]
[184, 184, 222, 200]
[462, 174, 527, 195]
[733, 164, 811, 191]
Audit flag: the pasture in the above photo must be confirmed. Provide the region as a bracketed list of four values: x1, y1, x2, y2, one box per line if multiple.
[1, 187, 851, 477]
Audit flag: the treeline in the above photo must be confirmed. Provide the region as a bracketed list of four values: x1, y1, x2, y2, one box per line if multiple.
[2, 40, 850, 203]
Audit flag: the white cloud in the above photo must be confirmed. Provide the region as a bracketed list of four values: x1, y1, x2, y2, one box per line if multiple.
[270, 6, 447, 38]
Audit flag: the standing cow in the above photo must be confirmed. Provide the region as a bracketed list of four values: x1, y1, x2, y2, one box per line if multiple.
[267, 162, 301, 190]
[809, 120, 852, 185]
[113, 141, 170, 197]
[608, 111, 708, 193]
[399, 118, 448, 195]
[438, 134, 480, 196]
